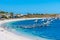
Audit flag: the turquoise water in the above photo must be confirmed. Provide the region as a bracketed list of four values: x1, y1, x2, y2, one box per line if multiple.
[3, 18, 60, 40]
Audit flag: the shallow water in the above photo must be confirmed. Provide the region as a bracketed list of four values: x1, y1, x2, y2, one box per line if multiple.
[4, 18, 60, 40]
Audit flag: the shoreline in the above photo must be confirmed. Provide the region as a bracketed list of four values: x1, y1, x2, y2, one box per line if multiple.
[0, 18, 51, 40]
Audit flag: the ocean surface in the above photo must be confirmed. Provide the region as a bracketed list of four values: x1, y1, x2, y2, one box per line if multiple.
[3, 18, 60, 40]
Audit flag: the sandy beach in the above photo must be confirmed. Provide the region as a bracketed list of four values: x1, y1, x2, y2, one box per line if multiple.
[0, 18, 50, 40]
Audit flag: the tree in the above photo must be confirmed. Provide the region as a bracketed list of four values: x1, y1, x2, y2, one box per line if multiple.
[0, 11, 8, 14]
[0, 11, 5, 14]
[27, 13, 32, 15]
[10, 12, 14, 18]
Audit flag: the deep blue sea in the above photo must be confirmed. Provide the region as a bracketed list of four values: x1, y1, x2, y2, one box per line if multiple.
[3, 18, 60, 40]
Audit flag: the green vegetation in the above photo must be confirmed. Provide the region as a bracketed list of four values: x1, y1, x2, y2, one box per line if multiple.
[0, 11, 59, 19]
[9, 12, 14, 18]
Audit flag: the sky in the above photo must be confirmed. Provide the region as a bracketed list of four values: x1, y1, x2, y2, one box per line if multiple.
[0, 0, 60, 14]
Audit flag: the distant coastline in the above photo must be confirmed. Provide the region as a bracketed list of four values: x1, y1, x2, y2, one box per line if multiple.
[0, 11, 60, 20]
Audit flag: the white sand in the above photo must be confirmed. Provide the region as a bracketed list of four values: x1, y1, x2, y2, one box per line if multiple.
[0, 18, 50, 40]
